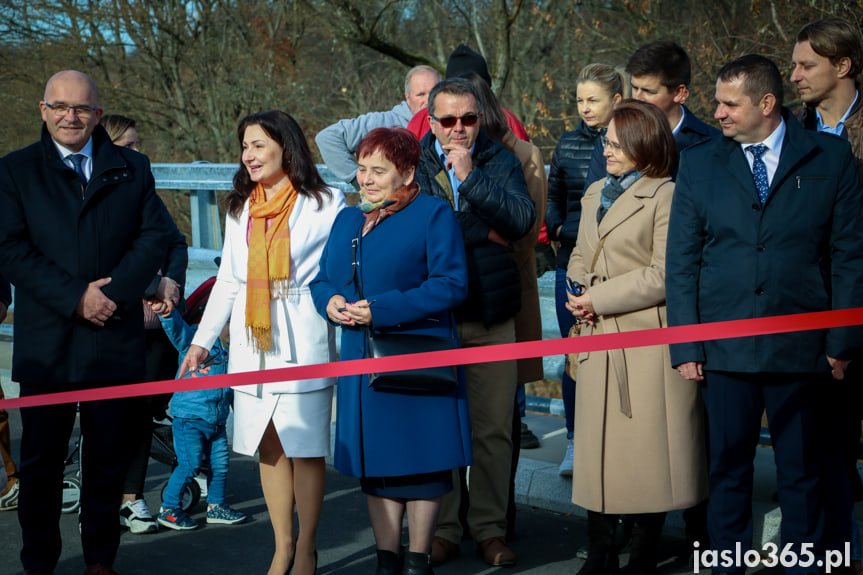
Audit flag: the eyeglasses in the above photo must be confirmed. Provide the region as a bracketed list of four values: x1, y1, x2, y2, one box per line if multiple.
[431, 113, 481, 128]
[600, 135, 624, 154]
[44, 102, 100, 119]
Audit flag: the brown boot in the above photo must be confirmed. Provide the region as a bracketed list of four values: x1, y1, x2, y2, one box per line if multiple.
[477, 536, 516, 567]
[429, 537, 459, 567]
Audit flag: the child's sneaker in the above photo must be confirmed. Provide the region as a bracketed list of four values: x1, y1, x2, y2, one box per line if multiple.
[157, 506, 197, 530]
[206, 503, 246, 525]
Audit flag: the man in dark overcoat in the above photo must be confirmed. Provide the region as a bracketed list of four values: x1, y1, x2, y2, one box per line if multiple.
[0, 70, 175, 575]
[666, 54, 863, 571]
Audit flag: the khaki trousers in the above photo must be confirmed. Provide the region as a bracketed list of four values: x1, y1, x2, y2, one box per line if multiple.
[436, 318, 517, 543]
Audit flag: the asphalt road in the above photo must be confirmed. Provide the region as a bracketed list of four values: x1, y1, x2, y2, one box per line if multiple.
[0, 403, 709, 575]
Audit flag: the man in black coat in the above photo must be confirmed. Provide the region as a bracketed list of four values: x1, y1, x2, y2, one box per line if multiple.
[0, 70, 175, 575]
[413, 77, 535, 568]
[667, 55, 863, 570]
[0, 272, 18, 511]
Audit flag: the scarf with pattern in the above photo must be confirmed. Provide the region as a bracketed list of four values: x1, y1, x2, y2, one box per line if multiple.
[597, 170, 642, 225]
[359, 181, 419, 236]
[246, 181, 298, 352]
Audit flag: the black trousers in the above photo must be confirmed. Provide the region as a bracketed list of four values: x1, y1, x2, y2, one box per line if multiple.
[18, 381, 137, 571]
[122, 329, 176, 496]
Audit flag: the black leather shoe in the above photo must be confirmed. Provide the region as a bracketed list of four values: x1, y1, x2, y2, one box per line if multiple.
[403, 551, 433, 575]
[83, 565, 119, 575]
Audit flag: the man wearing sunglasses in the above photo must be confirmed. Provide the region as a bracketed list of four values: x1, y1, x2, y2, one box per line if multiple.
[413, 77, 536, 568]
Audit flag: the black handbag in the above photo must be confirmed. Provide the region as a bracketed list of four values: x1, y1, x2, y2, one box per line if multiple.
[350, 227, 459, 395]
[367, 331, 458, 394]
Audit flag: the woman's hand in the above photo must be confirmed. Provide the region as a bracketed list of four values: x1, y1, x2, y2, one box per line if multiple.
[342, 299, 373, 326]
[565, 291, 596, 325]
[326, 295, 351, 325]
[179, 344, 210, 378]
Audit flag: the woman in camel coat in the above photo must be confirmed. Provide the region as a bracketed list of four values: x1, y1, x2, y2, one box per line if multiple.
[566, 100, 707, 575]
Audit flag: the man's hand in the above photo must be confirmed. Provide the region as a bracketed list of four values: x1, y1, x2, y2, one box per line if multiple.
[827, 356, 851, 380]
[676, 361, 705, 382]
[443, 145, 473, 182]
[488, 228, 509, 247]
[75, 277, 117, 327]
[0, 301, 6, 324]
[156, 276, 181, 306]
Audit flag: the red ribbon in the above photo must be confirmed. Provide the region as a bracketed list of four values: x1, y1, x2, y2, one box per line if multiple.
[2, 308, 861, 410]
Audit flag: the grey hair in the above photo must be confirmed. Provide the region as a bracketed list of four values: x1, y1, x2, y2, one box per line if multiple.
[405, 65, 442, 95]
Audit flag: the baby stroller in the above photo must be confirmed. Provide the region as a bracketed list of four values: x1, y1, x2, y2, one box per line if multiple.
[61, 431, 82, 514]
[61, 415, 209, 514]
[151, 419, 210, 512]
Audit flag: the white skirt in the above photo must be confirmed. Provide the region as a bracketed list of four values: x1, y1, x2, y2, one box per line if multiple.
[232, 386, 333, 458]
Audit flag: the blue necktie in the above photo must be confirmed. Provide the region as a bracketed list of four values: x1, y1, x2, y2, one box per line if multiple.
[746, 144, 769, 204]
[69, 154, 88, 184]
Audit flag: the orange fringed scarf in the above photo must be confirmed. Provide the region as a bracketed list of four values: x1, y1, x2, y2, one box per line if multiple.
[246, 181, 298, 352]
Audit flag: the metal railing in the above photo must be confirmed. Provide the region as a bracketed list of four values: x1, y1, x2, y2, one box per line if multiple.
[151, 163, 356, 249]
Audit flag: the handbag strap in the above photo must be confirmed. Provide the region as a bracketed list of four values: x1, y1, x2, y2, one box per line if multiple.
[351, 221, 457, 342]
[589, 235, 607, 274]
[351, 223, 365, 300]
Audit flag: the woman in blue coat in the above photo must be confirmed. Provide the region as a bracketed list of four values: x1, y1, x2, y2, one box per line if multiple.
[311, 127, 472, 575]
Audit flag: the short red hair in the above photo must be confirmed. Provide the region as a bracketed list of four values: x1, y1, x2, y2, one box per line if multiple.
[356, 127, 421, 177]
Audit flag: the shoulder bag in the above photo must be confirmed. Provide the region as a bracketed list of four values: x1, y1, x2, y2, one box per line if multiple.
[350, 229, 459, 395]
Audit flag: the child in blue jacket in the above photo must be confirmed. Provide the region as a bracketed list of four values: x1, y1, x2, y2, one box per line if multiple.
[154, 303, 245, 531]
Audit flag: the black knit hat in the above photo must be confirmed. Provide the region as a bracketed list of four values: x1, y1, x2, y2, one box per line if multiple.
[446, 44, 492, 85]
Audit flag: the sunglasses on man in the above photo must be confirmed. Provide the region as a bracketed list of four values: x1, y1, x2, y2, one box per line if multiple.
[431, 113, 481, 128]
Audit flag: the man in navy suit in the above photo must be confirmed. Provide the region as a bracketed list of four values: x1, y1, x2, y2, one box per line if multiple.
[666, 54, 863, 571]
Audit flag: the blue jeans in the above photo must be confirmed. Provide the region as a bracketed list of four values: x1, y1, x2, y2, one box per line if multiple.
[163, 418, 230, 508]
[555, 266, 576, 437]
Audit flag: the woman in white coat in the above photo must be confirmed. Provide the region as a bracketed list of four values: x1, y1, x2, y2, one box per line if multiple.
[181, 111, 345, 575]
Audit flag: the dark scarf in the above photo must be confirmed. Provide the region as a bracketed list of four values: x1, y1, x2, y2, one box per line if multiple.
[597, 170, 642, 225]
[359, 181, 419, 236]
